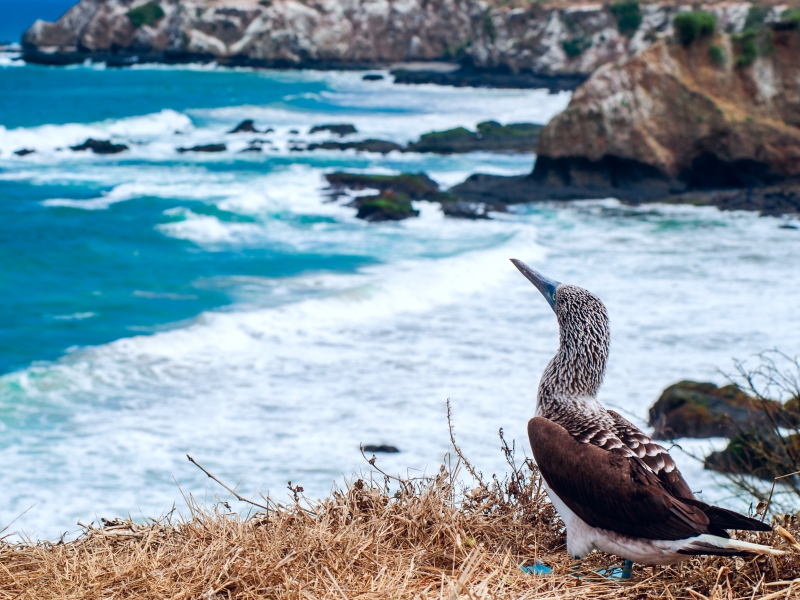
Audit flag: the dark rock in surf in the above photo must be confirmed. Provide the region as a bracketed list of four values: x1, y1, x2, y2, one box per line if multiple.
[439, 197, 495, 219]
[70, 138, 129, 154]
[309, 124, 357, 137]
[325, 172, 439, 199]
[362, 444, 399, 453]
[407, 121, 542, 154]
[354, 192, 419, 222]
[228, 119, 259, 134]
[648, 381, 800, 440]
[326, 171, 493, 221]
[391, 67, 587, 92]
[306, 139, 403, 154]
[14, 149, 36, 156]
[362, 74, 384, 81]
[177, 143, 227, 153]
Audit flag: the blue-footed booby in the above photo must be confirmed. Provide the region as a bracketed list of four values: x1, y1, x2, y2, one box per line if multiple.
[510, 258, 781, 568]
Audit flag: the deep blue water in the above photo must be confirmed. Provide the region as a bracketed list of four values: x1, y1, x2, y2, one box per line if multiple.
[0, 61, 548, 376]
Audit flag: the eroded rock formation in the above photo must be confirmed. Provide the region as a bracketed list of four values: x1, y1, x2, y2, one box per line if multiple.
[532, 22, 800, 199]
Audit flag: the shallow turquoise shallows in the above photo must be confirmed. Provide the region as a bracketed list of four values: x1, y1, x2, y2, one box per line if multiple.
[2, 56, 799, 540]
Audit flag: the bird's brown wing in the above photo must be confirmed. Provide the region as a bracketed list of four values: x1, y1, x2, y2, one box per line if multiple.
[606, 409, 695, 500]
[528, 416, 724, 541]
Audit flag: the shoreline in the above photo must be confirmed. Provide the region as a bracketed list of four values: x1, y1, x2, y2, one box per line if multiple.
[18, 47, 587, 92]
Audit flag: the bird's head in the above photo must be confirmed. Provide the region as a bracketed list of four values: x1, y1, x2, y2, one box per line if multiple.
[509, 258, 610, 394]
[509, 259, 608, 324]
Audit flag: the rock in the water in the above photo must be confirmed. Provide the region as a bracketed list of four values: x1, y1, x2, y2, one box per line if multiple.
[354, 192, 419, 222]
[327, 172, 443, 222]
[362, 444, 399, 453]
[391, 68, 586, 92]
[439, 198, 493, 219]
[408, 121, 542, 153]
[177, 143, 227, 153]
[309, 124, 358, 137]
[326, 172, 440, 200]
[705, 429, 800, 480]
[649, 381, 800, 440]
[326, 172, 492, 220]
[362, 74, 384, 81]
[306, 139, 403, 154]
[14, 149, 35, 156]
[70, 138, 128, 154]
[228, 119, 259, 134]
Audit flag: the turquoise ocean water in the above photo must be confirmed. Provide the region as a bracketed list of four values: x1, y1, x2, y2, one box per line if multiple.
[2, 55, 799, 539]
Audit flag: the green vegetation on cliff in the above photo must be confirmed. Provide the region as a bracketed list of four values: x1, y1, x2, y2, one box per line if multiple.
[127, 2, 165, 29]
[673, 11, 716, 46]
[562, 37, 591, 58]
[610, 0, 642, 37]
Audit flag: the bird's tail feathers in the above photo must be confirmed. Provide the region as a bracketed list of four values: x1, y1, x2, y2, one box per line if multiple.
[681, 498, 772, 532]
[677, 534, 785, 558]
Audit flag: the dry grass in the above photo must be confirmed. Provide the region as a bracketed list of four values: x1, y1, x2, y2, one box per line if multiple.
[2, 427, 800, 599]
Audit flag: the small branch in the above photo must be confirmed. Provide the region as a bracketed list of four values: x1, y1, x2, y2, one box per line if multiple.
[447, 398, 484, 485]
[187, 455, 269, 512]
[358, 445, 425, 487]
[763, 470, 800, 521]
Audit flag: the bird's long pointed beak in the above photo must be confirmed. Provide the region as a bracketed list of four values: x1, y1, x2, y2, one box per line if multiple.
[510, 259, 560, 312]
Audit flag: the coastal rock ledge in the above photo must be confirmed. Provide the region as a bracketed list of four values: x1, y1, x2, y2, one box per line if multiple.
[532, 24, 800, 202]
[454, 21, 800, 215]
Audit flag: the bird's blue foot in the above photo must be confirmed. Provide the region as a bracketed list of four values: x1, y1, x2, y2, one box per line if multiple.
[520, 559, 552, 575]
[522, 558, 632, 580]
[596, 559, 633, 580]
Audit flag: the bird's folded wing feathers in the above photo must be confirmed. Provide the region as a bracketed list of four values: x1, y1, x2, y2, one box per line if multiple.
[528, 416, 725, 541]
[606, 409, 696, 500]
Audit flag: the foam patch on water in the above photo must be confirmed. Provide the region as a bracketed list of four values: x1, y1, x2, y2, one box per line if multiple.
[157, 208, 267, 246]
[0, 52, 23, 67]
[0, 109, 192, 156]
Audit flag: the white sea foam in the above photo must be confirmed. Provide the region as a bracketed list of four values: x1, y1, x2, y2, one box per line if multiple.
[0, 109, 192, 156]
[53, 312, 96, 321]
[157, 208, 267, 246]
[0, 52, 23, 67]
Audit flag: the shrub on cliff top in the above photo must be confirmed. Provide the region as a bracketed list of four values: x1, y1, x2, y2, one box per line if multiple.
[673, 11, 716, 46]
[127, 1, 165, 28]
[744, 4, 770, 32]
[610, 0, 642, 37]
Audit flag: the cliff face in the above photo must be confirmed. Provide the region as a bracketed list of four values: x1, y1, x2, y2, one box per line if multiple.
[22, 0, 753, 77]
[533, 24, 800, 196]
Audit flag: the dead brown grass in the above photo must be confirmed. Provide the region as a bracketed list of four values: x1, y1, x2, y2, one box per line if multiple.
[2, 428, 800, 599]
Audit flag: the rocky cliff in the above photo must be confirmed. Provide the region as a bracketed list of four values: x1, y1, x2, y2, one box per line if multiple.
[22, 0, 754, 82]
[530, 19, 800, 199]
[453, 15, 800, 215]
